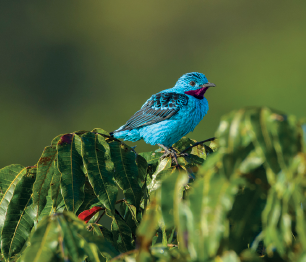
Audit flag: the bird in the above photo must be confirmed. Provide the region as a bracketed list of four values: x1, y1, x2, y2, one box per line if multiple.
[110, 72, 215, 163]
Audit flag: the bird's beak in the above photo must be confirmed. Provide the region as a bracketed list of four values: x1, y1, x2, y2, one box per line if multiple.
[201, 82, 216, 88]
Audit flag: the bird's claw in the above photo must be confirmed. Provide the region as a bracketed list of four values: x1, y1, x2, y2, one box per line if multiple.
[158, 145, 179, 165]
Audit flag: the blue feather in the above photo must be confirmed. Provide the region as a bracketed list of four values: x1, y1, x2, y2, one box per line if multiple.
[113, 72, 215, 147]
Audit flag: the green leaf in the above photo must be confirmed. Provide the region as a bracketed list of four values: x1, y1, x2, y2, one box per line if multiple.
[148, 157, 172, 193]
[57, 212, 83, 261]
[50, 160, 63, 211]
[57, 134, 86, 213]
[191, 144, 213, 160]
[119, 201, 139, 235]
[33, 146, 58, 216]
[137, 199, 158, 252]
[22, 212, 119, 262]
[107, 210, 134, 253]
[229, 184, 266, 253]
[0, 164, 26, 235]
[160, 171, 188, 229]
[38, 188, 57, 222]
[177, 154, 204, 167]
[240, 249, 262, 262]
[82, 243, 104, 262]
[89, 224, 114, 245]
[159, 170, 189, 257]
[2, 199, 38, 260]
[51, 134, 64, 146]
[209, 139, 219, 152]
[217, 251, 240, 262]
[248, 108, 280, 177]
[109, 141, 142, 209]
[63, 211, 120, 260]
[20, 215, 60, 262]
[150, 244, 171, 260]
[91, 128, 110, 136]
[139, 151, 164, 168]
[225, 108, 250, 153]
[78, 229, 119, 261]
[187, 166, 244, 260]
[270, 114, 302, 167]
[1, 166, 38, 260]
[173, 137, 196, 153]
[73, 130, 89, 136]
[81, 132, 118, 212]
[139, 151, 163, 193]
[0, 164, 24, 199]
[239, 150, 264, 174]
[77, 181, 101, 216]
[136, 154, 148, 184]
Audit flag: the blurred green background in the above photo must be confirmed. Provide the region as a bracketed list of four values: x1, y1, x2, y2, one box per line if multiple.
[1, 1, 305, 168]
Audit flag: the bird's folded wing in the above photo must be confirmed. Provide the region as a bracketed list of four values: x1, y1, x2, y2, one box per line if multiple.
[116, 92, 189, 131]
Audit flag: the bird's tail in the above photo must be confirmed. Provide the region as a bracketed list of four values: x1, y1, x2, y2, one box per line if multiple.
[111, 128, 141, 142]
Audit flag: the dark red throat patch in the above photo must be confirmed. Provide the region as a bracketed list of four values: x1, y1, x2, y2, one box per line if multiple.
[184, 86, 209, 99]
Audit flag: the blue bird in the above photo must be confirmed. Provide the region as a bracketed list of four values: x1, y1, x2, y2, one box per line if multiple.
[111, 72, 215, 162]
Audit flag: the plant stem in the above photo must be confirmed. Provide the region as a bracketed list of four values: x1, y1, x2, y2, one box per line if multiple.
[181, 137, 216, 153]
[94, 210, 106, 224]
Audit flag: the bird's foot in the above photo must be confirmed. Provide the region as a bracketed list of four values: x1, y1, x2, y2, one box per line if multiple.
[158, 144, 179, 166]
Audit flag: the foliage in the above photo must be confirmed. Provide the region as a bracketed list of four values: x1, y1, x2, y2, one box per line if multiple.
[0, 107, 305, 262]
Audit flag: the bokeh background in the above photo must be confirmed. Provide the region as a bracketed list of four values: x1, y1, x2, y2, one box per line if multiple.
[1, 1, 306, 168]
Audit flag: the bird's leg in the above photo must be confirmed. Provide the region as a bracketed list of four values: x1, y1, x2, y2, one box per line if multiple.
[158, 144, 179, 166]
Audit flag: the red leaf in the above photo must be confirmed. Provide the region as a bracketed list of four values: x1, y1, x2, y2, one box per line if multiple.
[78, 206, 103, 223]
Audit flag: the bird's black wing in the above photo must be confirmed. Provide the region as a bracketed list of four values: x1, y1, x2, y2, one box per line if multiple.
[115, 92, 189, 132]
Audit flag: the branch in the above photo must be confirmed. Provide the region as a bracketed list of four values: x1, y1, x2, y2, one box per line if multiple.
[181, 137, 216, 154]
[94, 210, 106, 224]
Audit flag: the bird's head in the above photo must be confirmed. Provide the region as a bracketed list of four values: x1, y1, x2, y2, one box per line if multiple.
[174, 72, 215, 99]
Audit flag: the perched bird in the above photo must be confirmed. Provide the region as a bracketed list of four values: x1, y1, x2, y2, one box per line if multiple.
[111, 72, 215, 161]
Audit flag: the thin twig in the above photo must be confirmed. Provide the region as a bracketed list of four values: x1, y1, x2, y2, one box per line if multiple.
[94, 210, 106, 224]
[116, 199, 125, 205]
[181, 137, 216, 154]
[115, 209, 126, 221]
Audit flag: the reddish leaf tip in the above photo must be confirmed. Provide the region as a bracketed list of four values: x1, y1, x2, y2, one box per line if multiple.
[78, 206, 103, 223]
[58, 134, 73, 145]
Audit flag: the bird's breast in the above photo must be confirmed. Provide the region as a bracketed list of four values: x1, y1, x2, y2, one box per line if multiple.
[174, 97, 209, 131]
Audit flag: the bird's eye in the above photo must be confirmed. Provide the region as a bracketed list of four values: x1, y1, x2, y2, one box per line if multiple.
[190, 81, 196, 86]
